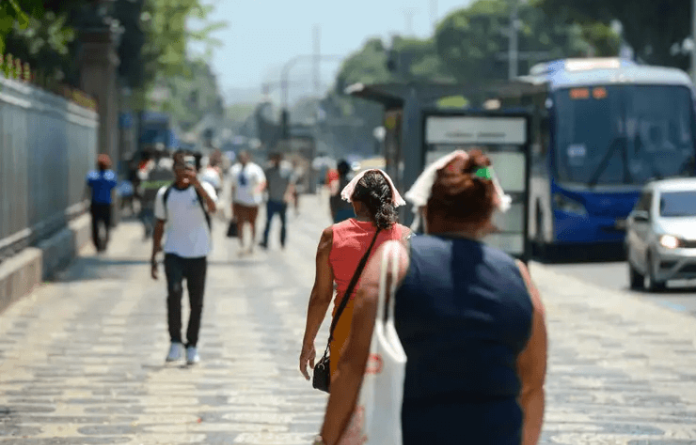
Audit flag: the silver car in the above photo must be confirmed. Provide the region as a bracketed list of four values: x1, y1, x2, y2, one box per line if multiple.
[626, 178, 696, 292]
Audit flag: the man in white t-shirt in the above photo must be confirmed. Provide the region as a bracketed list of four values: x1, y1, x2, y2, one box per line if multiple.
[230, 151, 266, 254]
[150, 154, 218, 365]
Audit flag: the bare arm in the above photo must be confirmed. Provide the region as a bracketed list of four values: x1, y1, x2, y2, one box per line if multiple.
[516, 261, 548, 445]
[299, 227, 336, 379]
[320, 241, 409, 445]
[194, 182, 217, 214]
[150, 219, 165, 280]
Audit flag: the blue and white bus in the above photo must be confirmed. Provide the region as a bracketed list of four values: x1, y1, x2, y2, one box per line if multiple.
[497, 58, 696, 252]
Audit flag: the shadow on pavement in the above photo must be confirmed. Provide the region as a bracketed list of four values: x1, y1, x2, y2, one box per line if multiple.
[635, 283, 696, 295]
[533, 242, 627, 264]
[53, 255, 262, 283]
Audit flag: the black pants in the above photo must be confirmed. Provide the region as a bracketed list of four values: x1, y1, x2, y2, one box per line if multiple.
[90, 203, 112, 251]
[164, 254, 207, 347]
[262, 200, 287, 247]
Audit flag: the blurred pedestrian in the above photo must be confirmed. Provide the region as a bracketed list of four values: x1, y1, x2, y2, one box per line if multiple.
[260, 152, 295, 250]
[150, 154, 217, 365]
[291, 159, 305, 216]
[200, 158, 223, 196]
[85, 154, 118, 252]
[299, 169, 409, 382]
[329, 160, 355, 223]
[230, 151, 266, 255]
[140, 148, 175, 239]
[316, 150, 548, 445]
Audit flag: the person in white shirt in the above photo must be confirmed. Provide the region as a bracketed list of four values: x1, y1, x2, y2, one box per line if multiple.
[230, 151, 266, 255]
[150, 154, 218, 365]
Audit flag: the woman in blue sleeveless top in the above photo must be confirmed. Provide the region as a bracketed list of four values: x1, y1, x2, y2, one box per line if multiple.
[316, 150, 548, 445]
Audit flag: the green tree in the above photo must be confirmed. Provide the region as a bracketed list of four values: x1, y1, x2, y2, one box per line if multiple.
[537, 0, 689, 70]
[0, 1, 88, 81]
[157, 59, 224, 130]
[435, 0, 619, 84]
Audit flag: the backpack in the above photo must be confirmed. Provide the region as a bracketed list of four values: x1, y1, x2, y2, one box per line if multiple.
[162, 184, 212, 230]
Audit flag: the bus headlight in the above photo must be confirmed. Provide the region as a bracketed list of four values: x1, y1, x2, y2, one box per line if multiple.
[659, 234, 681, 249]
[553, 193, 587, 216]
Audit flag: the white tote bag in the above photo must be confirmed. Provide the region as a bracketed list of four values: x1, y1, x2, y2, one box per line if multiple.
[339, 241, 407, 445]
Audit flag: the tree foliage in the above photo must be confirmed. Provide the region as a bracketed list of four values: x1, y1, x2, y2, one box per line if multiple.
[435, 0, 619, 84]
[157, 59, 224, 130]
[537, 0, 690, 70]
[0, 0, 88, 80]
[140, 0, 225, 91]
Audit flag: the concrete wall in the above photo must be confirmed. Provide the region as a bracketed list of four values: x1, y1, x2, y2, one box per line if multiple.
[0, 214, 91, 314]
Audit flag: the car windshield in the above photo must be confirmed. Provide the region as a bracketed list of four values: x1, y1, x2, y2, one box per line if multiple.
[660, 190, 696, 217]
[554, 85, 695, 185]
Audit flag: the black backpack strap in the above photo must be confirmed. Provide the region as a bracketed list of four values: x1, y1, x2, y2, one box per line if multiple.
[162, 184, 174, 221]
[162, 184, 210, 231]
[193, 187, 212, 230]
[327, 227, 382, 344]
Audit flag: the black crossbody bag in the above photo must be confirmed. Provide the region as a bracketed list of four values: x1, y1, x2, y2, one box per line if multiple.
[313, 228, 382, 393]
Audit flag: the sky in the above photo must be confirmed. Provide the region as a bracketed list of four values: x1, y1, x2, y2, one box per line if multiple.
[189, 0, 473, 105]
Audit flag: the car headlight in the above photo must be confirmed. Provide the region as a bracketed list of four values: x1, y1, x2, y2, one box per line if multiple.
[659, 234, 681, 249]
[553, 193, 586, 216]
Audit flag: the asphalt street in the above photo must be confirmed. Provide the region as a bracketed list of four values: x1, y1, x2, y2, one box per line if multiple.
[548, 261, 696, 316]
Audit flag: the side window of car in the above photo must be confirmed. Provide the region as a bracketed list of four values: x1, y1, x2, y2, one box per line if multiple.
[636, 191, 652, 212]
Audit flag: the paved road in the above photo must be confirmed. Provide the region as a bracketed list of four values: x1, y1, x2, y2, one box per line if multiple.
[548, 261, 696, 316]
[3, 193, 696, 444]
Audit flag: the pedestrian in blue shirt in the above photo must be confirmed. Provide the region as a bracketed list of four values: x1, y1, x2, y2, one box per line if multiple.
[86, 154, 118, 252]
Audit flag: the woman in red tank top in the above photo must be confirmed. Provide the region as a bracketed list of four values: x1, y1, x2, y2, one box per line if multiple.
[300, 170, 409, 380]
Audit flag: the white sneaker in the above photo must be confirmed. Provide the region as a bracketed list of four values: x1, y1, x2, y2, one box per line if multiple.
[166, 342, 183, 362]
[186, 346, 200, 365]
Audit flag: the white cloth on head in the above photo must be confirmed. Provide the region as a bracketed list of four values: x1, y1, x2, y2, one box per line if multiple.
[340, 169, 406, 207]
[404, 150, 512, 212]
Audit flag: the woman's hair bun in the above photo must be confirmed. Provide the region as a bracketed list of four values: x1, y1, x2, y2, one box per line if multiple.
[427, 149, 496, 227]
[351, 171, 398, 230]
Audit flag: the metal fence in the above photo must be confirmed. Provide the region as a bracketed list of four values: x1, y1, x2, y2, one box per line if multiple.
[0, 75, 99, 261]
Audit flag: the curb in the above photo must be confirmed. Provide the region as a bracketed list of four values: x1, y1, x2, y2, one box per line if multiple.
[0, 214, 91, 314]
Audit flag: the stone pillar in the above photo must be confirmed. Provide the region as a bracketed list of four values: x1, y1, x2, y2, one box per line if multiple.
[79, 28, 121, 224]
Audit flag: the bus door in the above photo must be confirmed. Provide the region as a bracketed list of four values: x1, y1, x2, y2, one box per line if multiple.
[422, 111, 532, 261]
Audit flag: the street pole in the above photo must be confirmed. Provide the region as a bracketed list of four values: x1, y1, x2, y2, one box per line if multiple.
[692, 0, 696, 85]
[430, 0, 438, 31]
[313, 25, 321, 95]
[508, 0, 519, 80]
[279, 54, 344, 143]
[404, 9, 415, 36]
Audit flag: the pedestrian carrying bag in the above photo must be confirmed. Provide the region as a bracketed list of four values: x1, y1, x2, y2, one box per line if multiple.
[226, 219, 238, 238]
[339, 241, 407, 445]
[313, 228, 382, 393]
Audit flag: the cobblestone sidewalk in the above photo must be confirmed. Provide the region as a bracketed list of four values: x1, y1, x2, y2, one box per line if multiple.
[1, 194, 696, 444]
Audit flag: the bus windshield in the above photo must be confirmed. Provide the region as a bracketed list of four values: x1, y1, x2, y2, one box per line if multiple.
[554, 85, 695, 186]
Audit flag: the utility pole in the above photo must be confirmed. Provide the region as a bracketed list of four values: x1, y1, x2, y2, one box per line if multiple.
[692, 0, 696, 84]
[430, 0, 438, 31]
[313, 25, 321, 95]
[508, 0, 520, 80]
[404, 9, 415, 36]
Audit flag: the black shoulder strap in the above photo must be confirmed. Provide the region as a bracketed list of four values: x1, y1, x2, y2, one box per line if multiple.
[327, 228, 382, 344]
[162, 184, 211, 231]
[162, 184, 174, 220]
[193, 187, 212, 230]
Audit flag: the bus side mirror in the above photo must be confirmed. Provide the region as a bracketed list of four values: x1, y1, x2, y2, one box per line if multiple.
[631, 210, 650, 223]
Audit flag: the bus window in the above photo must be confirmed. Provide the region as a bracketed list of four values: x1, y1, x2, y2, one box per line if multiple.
[554, 85, 694, 185]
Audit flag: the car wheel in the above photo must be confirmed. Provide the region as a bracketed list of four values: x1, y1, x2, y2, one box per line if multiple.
[629, 260, 644, 290]
[644, 252, 667, 292]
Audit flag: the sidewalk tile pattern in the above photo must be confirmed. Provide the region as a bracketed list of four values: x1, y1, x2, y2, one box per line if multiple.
[1, 193, 696, 444]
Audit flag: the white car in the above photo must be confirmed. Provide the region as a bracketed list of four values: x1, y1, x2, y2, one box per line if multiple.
[626, 178, 696, 292]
